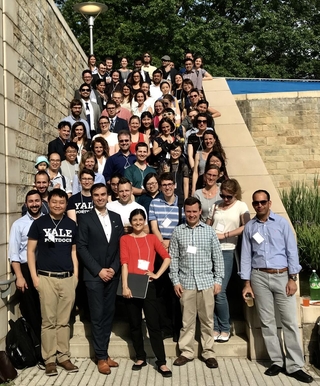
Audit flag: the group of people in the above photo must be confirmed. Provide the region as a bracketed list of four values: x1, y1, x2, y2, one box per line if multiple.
[8, 52, 313, 383]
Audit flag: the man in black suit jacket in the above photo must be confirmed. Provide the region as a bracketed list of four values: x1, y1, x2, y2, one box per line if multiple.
[77, 183, 124, 375]
[47, 121, 71, 161]
[105, 100, 129, 133]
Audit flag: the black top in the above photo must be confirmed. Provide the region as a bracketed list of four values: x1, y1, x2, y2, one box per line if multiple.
[67, 193, 93, 218]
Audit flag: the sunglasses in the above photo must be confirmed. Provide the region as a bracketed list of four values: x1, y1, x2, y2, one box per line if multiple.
[220, 194, 233, 200]
[252, 200, 268, 206]
[119, 139, 130, 143]
[81, 88, 90, 92]
[198, 120, 207, 124]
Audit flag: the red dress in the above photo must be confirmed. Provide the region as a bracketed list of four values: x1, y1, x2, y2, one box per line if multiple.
[129, 132, 145, 154]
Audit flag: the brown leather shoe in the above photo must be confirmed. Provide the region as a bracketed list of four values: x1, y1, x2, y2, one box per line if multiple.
[205, 357, 218, 368]
[58, 359, 79, 373]
[107, 357, 119, 367]
[97, 359, 111, 375]
[173, 355, 194, 366]
[45, 362, 58, 376]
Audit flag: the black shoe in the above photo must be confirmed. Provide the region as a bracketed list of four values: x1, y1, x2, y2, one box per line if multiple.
[132, 361, 147, 371]
[287, 370, 313, 383]
[264, 364, 284, 376]
[157, 367, 172, 378]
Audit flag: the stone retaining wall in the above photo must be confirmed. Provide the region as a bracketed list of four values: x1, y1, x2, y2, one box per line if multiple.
[235, 92, 320, 189]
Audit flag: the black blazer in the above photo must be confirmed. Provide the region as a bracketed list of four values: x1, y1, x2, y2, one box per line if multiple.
[48, 137, 67, 160]
[111, 117, 129, 133]
[76, 210, 124, 282]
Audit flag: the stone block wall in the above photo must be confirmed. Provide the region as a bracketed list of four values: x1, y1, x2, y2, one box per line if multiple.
[0, 0, 86, 348]
[236, 92, 320, 189]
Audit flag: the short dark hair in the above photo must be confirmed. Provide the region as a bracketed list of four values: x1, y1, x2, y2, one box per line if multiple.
[82, 69, 92, 77]
[118, 177, 131, 186]
[135, 142, 148, 152]
[96, 78, 106, 87]
[159, 172, 174, 183]
[197, 100, 208, 107]
[34, 170, 50, 182]
[80, 83, 91, 91]
[252, 189, 270, 201]
[117, 130, 131, 139]
[70, 99, 82, 108]
[58, 121, 71, 130]
[25, 189, 41, 202]
[184, 196, 201, 209]
[63, 142, 79, 153]
[90, 183, 107, 195]
[143, 172, 159, 190]
[184, 58, 194, 64]
[106, 100, 117, 107]
[129, 208, 146, 223]
[48, 188, 68, 202]
[152, 69, 163, 77]
[79, 168, 95, 180]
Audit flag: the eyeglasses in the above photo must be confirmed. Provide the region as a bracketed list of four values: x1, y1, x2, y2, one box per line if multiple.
[252, 200, 268, 206]
[190, 94, 198, 98]
[146, 181, 157, 186]
[198, 120, 207, 124]
[220, 194, 233, 200]
[119, 139, 130, 143]
[161, 183, 174, 188]
[171, 148, 181, 153]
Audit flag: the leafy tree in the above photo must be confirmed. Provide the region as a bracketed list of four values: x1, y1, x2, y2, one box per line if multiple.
[55, 0, 320, 78]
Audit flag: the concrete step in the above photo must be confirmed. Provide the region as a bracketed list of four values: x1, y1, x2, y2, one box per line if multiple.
[70, 332, 248, 359]
[70, 315, 248, 359]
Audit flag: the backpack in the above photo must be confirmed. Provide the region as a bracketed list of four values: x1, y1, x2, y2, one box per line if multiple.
[6, 317, 42, 369]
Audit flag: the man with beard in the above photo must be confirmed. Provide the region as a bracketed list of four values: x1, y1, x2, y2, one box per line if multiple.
[61, 99, 90, 139]
[9, 190, 43, 341]
[22, 171, 50, 216]
[150, 69, 163, 99]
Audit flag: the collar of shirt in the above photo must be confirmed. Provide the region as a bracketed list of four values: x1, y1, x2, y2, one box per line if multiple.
[184, 221, 205, 230]
[159, 195, 178, 206]
[252, 210, 276, 224]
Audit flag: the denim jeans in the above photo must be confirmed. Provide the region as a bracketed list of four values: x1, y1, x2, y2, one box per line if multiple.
[214, 249, 234, 332]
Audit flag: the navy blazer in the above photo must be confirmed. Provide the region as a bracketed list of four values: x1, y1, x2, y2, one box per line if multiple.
[76, 209, 124, 282]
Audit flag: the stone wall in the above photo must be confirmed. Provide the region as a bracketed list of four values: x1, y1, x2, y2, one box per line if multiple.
[235, 92, 320, 189]
[0, 0, 86, 348]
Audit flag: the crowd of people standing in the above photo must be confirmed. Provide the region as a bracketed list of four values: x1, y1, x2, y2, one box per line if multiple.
[7, 51, 313, 384]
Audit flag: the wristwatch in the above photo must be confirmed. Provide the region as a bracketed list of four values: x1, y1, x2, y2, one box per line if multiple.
[289, 274, 298, 281]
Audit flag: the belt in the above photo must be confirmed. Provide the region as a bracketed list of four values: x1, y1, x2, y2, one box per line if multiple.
[255, 268, 288, 274]
[38, 270, 73, 279]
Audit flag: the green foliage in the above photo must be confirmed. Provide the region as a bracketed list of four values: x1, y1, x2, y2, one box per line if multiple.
[56, 0, 320, 78]
[281, 178, 320, 269]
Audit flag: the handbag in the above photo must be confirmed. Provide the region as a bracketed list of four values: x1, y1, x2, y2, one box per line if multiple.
[0, 350, 17, 383]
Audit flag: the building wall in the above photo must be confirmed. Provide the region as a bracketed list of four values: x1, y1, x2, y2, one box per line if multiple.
[0, 0, 86, 348]
[236, 92, 320, 189]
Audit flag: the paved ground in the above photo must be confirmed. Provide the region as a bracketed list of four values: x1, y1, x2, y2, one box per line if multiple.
[13, 357, 320, 386]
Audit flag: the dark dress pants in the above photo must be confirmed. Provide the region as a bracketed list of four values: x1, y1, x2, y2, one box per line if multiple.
[85, 278, 118, 359]
[126, 281, 166, 367]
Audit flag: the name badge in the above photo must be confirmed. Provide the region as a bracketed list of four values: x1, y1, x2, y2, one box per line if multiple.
[48, 232, 55, 243]
[216, 222, 225, 232]
[187, 245, 197, 254]
[253, 232, 264, 244]
[162, 218, 172, 228]
[138, 259, 149, 270]
[166, 152, 170, 159]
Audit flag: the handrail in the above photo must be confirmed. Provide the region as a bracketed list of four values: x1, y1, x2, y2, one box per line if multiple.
[0, 273, 16, 299]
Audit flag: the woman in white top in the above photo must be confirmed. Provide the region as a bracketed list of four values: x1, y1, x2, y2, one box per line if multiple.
[131, 90, 153, 118]
[91, 137, 109, 174]
[92, 116, 119, 156]
[206, 179, 250, 342]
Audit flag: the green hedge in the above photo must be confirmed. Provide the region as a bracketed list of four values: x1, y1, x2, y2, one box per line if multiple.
[281, 179, 320, 269]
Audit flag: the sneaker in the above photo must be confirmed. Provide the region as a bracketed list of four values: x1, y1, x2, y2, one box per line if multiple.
[45, 362, 58, 376]
[217, 332, 230, 342]
[213, 331, 220, 341]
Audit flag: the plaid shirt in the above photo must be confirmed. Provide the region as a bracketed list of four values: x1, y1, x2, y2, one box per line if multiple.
[169, 221, 224, 290]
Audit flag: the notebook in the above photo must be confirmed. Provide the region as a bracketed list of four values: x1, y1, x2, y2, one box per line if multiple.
[117, 273, 150, 299]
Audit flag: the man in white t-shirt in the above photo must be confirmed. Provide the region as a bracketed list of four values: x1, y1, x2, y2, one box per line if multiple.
[107, 177, 148, 234]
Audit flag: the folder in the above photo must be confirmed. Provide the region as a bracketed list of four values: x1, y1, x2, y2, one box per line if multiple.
[117, 273, 150, 299]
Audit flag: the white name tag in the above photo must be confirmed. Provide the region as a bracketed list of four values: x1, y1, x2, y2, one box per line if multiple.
[253, 232, 264, 244]
[216, 222, 225, 232]
[187, 245, 197, 254]
[162, 218, 171, 228]
[138, 259, 149, 270]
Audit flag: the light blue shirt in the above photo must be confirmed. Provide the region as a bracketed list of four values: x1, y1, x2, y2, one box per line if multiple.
[240, 211, 301, 280]
[8, 212, 41, 264]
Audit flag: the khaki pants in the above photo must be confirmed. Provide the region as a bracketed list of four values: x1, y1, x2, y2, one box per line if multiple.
[178, 287, 215, 360]
[37, 275, 76, 364]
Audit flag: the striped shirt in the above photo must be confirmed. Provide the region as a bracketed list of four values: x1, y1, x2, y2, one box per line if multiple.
[169, 221, 224, 290]
[149, 195, 184, 239]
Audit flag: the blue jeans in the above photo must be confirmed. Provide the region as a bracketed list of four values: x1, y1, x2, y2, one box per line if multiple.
[214, 250, 234, 333]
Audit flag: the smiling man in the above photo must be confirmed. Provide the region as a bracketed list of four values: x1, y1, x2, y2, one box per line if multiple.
[76, 183, 123, 375]
[169, 197, 224, 369]
[27, 189, 78, 376]
[241, 190, 313, 384]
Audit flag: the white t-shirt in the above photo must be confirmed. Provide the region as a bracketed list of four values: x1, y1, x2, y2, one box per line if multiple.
[107, 201, 148, 226]
[208, 200, 249, 250]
